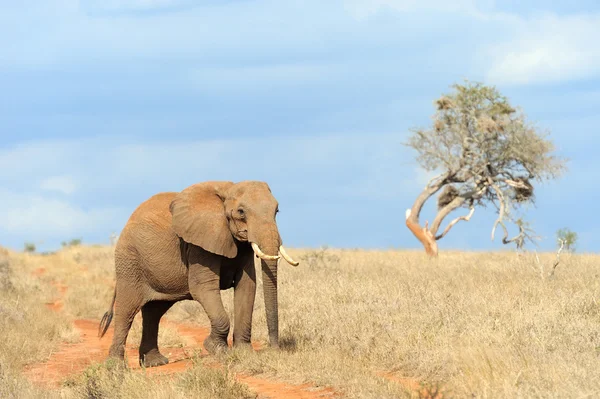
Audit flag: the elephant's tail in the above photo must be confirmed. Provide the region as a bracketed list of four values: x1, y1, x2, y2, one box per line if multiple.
[98, 287, 116, 338]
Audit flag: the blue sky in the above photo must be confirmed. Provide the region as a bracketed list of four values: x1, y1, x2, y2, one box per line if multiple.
[1, 0, 598, 253]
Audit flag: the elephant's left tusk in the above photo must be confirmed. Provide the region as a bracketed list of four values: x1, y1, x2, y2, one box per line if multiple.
[251, 242, 280, 261]
[279, 245, 299, 266]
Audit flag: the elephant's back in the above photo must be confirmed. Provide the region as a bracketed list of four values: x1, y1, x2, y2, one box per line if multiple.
[116, 192, 189, 296]
[122, 191, 179, 252]
[128, 192, 178, 226]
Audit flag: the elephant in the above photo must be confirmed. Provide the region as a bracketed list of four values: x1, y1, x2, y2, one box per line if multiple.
[98, 181, 299, 367]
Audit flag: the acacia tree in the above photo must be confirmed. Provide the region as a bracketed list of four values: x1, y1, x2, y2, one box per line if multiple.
[405, 81, 566, 256]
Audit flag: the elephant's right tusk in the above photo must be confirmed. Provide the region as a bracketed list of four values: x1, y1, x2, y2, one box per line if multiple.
[251, 242, 280, 261]
[279, 245, 299, 266]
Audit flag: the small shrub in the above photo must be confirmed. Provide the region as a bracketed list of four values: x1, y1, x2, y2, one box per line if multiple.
[62, 238, 83, 248]
[64, 359, 128, 398]
[556, 228, 578, 252]
[298, 246, 340, 268]
[23, 243, 36, 253]
[177, 363, 255, 399]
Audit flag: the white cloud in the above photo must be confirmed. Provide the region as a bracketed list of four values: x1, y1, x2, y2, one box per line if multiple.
[0, 133, 423, 249]
[40, 175, 77, 195]
[0, 189, 123, 236]
[0, 1, 339, 68]
[0, 132, 419, 200]
[484, 14, 600, 85]
[343, 1, 600, 86]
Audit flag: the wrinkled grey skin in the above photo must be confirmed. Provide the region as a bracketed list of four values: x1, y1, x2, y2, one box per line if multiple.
[99, 181, 290, 367]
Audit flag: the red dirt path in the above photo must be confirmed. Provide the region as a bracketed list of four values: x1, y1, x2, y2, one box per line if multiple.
[24, 268, 338, 399]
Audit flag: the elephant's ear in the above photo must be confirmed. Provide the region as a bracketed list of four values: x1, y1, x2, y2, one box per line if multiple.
[170, 181, 237, 258]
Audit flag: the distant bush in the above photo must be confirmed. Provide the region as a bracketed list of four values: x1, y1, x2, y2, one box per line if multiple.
[556, 228, 578, 252]
[23, 242, 36, 253]
[62, 238, 83, 248]
[299, 246, 340, 268]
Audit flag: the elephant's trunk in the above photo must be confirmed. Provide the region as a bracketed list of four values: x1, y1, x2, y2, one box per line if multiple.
[261, 255, 279, 348]
[249, 225, 282, 348]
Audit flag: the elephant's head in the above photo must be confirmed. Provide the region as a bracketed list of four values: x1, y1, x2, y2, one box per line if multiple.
[169, 180, 298, 347]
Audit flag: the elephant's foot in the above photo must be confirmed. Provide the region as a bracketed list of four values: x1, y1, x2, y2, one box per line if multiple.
[140, 349, 169, 368]
[107, 346, 129, 366]
[203, 335, 228, 355]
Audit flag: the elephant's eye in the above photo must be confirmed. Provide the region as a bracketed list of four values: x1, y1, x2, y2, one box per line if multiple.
[238, 208, 245, 218]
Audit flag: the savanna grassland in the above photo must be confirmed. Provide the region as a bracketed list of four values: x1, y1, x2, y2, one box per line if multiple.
[1, 245, 599, 398]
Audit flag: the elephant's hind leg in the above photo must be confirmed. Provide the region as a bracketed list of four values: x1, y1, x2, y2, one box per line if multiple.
[108, 289, 142, 363]
[139, 300, 174, 367]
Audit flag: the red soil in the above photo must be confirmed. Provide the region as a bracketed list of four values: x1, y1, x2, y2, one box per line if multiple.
[25, 268, 338, 399]
[378, 371, 445, 398]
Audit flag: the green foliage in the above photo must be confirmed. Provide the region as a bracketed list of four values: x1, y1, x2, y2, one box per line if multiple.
[557, 228, 578, 252]
[61, 238, 82, 248]
[23, 242, 36, 253]
[407, 80, 565, 188]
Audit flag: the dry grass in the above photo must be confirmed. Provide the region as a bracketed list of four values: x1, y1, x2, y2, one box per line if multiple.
[0, 250, 78, 398]
[1, 245, 600, 398]
[59, 357, 254, 399]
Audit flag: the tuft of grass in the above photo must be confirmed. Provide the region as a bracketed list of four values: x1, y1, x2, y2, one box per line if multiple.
[177, 357, 256, 399]
[60, 357, 255, 399]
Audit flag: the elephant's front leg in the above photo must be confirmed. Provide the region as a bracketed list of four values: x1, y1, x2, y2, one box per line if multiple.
[232, 251, 257, 347]
[188, 253, 230, 354]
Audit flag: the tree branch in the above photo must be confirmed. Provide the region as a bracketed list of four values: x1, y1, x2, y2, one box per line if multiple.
[548, 239, 565, 278]
[489, 182, 507, 242]
[407, 173, 448, 226]
[426, 171, 449, 189]
[435, 206, 475, 240]
[489, 182, 538, 248]
[495, 221, 525, 245]
[430, 185, 486, 236]
[429, 196, 466, 236]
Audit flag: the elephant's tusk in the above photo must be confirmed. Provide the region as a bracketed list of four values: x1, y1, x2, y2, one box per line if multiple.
[279, 245, 299, 266]
[251, 242, 280, 261]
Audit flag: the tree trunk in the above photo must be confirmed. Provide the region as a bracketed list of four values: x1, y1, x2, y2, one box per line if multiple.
[405, 176, 446, 257]
[406, 217, 438, 257]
